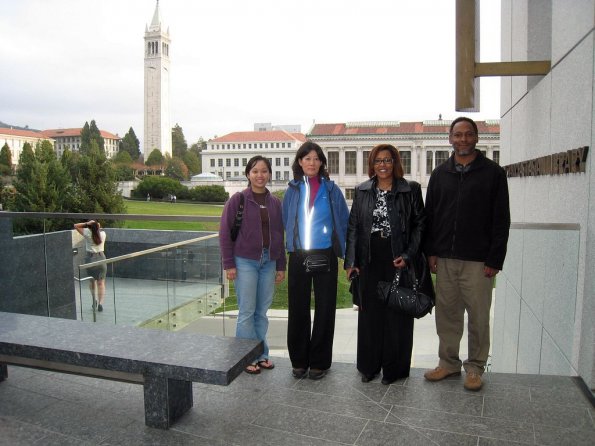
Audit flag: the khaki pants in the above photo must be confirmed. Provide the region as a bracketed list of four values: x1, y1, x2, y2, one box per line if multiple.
[435, 258, 494, 374]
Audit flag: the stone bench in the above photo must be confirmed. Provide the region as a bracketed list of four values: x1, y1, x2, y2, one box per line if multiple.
[0, 312, 262, 429]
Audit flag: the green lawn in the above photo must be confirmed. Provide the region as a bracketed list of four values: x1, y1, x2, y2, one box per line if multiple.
[122, 199, 354, 310]
[124, 199, 222, 231]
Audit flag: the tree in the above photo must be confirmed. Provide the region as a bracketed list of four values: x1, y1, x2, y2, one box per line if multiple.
[134, 175, 185, 199]
[165, 156, 189, 180]
[182, 150, 200, 175]
[188, 185, 228, 202]
[80, 120, 104, 156]
[0, 143, 12, 169]
[172, 124, 188, 158]
[12, 140, 73, 232]
[146, 149, 164, 166]
[113, 150, 133, 164]
[70, 140, 125, 215]
[119, 127, 141, 160]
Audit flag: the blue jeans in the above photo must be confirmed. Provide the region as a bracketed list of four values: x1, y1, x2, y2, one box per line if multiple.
[234, 249, 276, 361]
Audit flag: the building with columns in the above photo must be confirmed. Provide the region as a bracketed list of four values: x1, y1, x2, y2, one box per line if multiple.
[203, 131, 307, 183]
[308, 120, 500, 199]
[144, 1, 172, 160]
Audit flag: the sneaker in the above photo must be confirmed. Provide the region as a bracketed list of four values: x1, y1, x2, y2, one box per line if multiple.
[464, 372, 483, 391]
[424, 366, 461, 382]
[97, 304, 103, 312]
[308, 369, 327, 380]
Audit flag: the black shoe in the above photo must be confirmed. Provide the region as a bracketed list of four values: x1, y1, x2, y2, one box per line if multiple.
[292, 368, 307, 379]
[97, 304, 103, 312]
[308, 369, 327, 380]
[381, 377, 397, 385]
[361, 374, 376, 383]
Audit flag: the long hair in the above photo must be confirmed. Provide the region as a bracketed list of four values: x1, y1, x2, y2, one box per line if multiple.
[88, 222, 102, 245]
[245, 155, 272, 185]
[291, 141, 330, 181]
[367, 144, 404, 179]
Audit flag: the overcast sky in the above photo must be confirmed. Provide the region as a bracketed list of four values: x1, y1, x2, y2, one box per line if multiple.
[0, 0, 501, 146]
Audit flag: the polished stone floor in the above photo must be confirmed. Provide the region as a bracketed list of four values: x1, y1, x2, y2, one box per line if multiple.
[1, 359, 593, 445]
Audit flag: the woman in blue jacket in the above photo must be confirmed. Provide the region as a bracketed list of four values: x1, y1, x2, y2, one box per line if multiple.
[283, 141, 349, 380]
[219, 156, 286, 374]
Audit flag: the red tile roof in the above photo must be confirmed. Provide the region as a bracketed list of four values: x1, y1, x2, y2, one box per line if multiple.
[309, 121, 500, 136]
[42, 128, 120, 140]
[0, 127, 47, 139]
[210, 131, 306, 143]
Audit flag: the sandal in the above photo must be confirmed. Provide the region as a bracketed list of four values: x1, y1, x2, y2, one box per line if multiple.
[257, 359, 275, 370]
[245, 363, 261, 374]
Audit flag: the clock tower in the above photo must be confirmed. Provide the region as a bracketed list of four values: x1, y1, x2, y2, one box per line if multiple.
[144, 0, 172, 159]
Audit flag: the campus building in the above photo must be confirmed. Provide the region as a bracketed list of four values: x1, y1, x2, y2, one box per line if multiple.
[42, 128, 120, 159]
[308, 120, 500, 199]
[202, 131, 307, 182]
[0, 128, 54, 168]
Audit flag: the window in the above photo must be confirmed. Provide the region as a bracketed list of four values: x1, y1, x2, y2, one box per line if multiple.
[363, 151, 370, 171]
[242, 158, 247, 166]
[282, 143, 285, 148]
[276, 143, 280, 148]
[226, 172, 231, 179]
[435, 150, 449, 168]
[210, 159, 215, 167]
[345, 151, 356, 175]
[218, 159, 223, 167]
[275, 158, 281, 166]
[226, 159, 231, 167]
[426, 151, 433, 174]
[234, 158, 239, 167]
[260, 143, 263, 148]
[284, 171, 290, 180]
[284, 157, 289, 166]
[345, 188, 355, 200]
[249, 144, 252, 149]
[275, 171, 281, 180]
[492, 150, 500, 165]
[327, 151, 339, 174]
[401, 151, 411, 175]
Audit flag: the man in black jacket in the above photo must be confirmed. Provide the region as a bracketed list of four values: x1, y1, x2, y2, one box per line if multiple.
[424, 117, 510, 391]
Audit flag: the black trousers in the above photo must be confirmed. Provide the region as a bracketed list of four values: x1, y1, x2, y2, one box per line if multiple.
[287, 248, 338, 370]
[357, 235, 414, 381]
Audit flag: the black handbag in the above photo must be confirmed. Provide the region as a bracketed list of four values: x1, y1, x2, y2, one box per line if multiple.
[377, 267, 434, 318]
[230, 193, 244, 241]
[303, 253, 330, 273]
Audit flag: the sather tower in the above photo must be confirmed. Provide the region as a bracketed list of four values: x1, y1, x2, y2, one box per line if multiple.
[144, 0, 172, 159]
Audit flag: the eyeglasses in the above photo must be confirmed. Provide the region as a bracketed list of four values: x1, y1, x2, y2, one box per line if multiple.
[373, 158, 393, 165]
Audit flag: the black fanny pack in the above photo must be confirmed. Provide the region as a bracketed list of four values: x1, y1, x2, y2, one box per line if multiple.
[303, 253, 330, 273]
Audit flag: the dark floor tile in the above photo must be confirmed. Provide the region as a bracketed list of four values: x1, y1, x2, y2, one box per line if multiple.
[0, 385, 58, 419]
[406, 375, 532, 399]
[485, 372, 575, 388]
[483, 395, 593, 429]
[265, 386, 391, 421]
[22, 399, 135, 444]
[387, 405, 534, 443]
[533, 423, 595, 445]
[356, 420, 479, 446]
[478, 438, 533, 445]
[252, 402, 367, 444]
[0, 416, 52, 445]
[382, 385, 483, 415]
[530, 383, 592, 407]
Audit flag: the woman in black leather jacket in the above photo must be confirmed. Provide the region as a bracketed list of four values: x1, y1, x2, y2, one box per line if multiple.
[345, 144, 433, 384]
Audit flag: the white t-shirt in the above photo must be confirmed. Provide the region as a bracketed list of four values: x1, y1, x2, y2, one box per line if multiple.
[83, 228, 106, 253]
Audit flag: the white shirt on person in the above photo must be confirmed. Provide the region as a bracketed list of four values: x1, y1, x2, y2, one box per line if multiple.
[83, 228, 106, 253]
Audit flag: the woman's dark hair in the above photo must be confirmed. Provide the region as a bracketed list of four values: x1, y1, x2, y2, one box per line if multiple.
[367, 144, 404, 179]
[88, 222, 102, 245]
[291, 141, 330, 180]
[245, 155, 272, 182]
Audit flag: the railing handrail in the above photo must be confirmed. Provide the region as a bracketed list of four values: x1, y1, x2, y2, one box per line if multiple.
[78, 233, 219, 269]
[0, 211, 220, 222]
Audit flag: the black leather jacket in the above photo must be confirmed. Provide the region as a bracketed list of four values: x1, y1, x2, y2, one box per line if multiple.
[345, 177, 434, 307]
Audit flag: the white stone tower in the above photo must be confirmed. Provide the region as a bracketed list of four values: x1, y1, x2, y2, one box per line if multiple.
[144, 0, 172, 159]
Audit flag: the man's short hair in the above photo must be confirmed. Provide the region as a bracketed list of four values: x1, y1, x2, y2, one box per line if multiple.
[450, 117, 478, 135]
